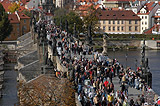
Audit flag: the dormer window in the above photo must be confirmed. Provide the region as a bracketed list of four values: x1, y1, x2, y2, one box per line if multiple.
[122, 14, 125, 16]
[113, 14, 116, 16]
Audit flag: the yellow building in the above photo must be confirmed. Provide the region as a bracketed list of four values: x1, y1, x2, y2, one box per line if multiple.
[97, 10, 141, 34]
[6, 12, 30, 41]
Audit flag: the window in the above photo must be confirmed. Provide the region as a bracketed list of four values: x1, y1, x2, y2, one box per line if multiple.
[142, 16, 143, 19]
[23, 26, 26, 31]
[145, 16, 147, 19]
[98, 27, 100, 30]
[129, 26, 132, 31]
[135, 26, 138, 31]
[24, 19, 26, 24]
[135, 20, 137, 24]
[113, 21, 115, 24]
[142, 27, 143, 30]
[113, 26, 115, 31]
[117, 20, 120, 24]
[103, 26, 106, 30]
[17, 28, 19, 32]
[121, 20, 124, 24]
[103, 20, 105, 24]
[142, 22, 143, 25]
[117, 26, 120, 31]
[109, 20, 111, 24]
[108, 26, 111, 31]
[145, 22, 147, 25]
[129, 20, 131, 24]
[121, 26, 124, 31]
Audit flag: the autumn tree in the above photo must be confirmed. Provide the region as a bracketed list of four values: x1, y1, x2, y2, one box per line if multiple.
[18, 75, 76, 106]
[8, 2, 20, 13]
[0, 3, 12, 42]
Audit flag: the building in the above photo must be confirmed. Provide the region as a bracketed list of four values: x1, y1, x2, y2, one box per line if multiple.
[7, 13, 20, 40]
[137, 1, 159, 33]
[76, 0, 99, 5]
[126, 0, 147, 14]
[23, 0, 40, 10]
[41, 0, 54, 13]
[153, 7, 160, 25]
[56, 0, 73, 8]
[6, 11, 30, 41]
[97, 10, 141, 34]
[102, 0, 131, 8]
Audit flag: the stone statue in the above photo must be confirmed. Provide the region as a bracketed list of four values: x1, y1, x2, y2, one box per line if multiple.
[141, 39, 146, 69]
[102, 34, 108, 56]
[86, 24, 92, 45]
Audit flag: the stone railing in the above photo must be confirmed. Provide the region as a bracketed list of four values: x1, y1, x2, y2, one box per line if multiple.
[48, 44, 68, 72]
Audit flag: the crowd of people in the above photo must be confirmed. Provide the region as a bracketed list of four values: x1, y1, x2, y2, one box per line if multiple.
[35, 20, 159, 106]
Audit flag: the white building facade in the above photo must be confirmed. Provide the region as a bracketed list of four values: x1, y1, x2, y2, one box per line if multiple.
[137, 2, 159, 33]
[25, 0, 40, 9]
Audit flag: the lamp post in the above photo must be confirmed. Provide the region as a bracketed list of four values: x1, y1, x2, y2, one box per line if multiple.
[125, 53, 128, 69]
[125, 45, 128, 69]
[60, 18, 62, 30]
[113, 47, 115, 59]
[135, 58, 137, 71]
[73, 23, 77, 38]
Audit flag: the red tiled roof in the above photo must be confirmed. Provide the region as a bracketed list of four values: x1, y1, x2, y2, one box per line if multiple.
[18, 6, 26, 12]
[0, 0, 12, 12]
[153, 16, 160, 18]
[77, 0, 98, 2]
[137, 2, 156, 15]
[97, 10, 141, 20]
[46, 13, 53, 16]
[38, 6, 42, 10]
[144, 24, 160, 34]
[21, 0, 30, 5]
[8, 13, 20, 24]
[106, 0, 132, 1]
[105, 7, 124, 10]
[17, 12, 30, 19]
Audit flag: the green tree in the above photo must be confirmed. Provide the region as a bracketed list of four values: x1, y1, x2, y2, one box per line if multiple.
[66, 11, 84, 33]
[0, 3, 12, 42]
[83, 5, 99, 35]
[54, 8, 84, 34]
[8, 2, 20, 13]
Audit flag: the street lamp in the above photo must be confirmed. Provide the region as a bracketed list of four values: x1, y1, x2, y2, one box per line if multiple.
[125, 45, 128, 69]
[113, 46, 115, 59]
[135, 58, 137, 71]
[125, 53, 128, 69]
